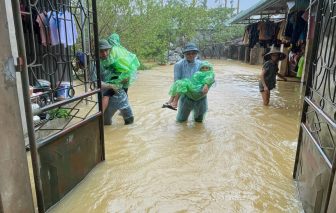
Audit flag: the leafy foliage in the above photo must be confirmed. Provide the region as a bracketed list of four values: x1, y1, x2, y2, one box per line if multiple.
[156, 53, 167, 64]
[48, 108, 69, 119]
[96, 1, 243, 59]
[138, 61, 157, 70]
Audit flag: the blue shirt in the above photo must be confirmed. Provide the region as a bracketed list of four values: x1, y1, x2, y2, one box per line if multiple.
[174, 59, 202, 82]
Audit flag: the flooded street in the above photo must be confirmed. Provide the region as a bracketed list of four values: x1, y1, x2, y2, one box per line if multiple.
[47, 59, 304, 212]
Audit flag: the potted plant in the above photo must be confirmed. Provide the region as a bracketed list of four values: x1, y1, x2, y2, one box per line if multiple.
[48, 108, 70, 119]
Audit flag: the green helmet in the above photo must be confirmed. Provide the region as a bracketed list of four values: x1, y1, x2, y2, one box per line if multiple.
[99, 39, 112, 50]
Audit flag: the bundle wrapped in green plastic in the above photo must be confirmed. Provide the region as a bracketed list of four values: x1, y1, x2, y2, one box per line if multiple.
[104, 34, 140, 88]
[297, 56, 304, 78]
[169, 61, 215, 101]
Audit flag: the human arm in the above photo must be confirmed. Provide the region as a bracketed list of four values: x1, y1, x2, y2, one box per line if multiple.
[202, 84, 209, 94]
[202, 76, 215, 94]
[101, 82, 118, 91]
[201, 72, 215, 94]
[276, 72, 287, 81]
[91, 62, 118, 91]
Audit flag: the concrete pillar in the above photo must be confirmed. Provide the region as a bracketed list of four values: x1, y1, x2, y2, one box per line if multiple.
[244, 47, 248, 63]
[278, 44, 289, 76]
[250, 45, 259, 65]
[258, 47, 264, 65]
[302, 39, 312, 83]
[0, 0, 35, 212]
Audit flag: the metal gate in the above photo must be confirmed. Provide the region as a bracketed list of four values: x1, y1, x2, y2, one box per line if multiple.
[14, 0, 105, 212]
[293, 0, 336, 212]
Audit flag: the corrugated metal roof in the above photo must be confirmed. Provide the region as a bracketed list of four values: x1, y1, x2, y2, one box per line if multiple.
[229, 0, 284, 24]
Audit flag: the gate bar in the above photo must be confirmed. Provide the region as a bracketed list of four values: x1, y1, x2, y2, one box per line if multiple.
[92, 0, 105, 160]
[33, 89, 101, 115]
[301, 123, 332, 168]
[11, 0, 45, 212]
[324, 142, 336, 212]
[304, 97, 336, 130]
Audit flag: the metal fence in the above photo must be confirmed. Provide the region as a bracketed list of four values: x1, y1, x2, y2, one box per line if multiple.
[17, 0, 105, 212]
[293, 0, 336, 212]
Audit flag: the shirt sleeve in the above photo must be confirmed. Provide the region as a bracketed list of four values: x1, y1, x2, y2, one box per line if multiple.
[262, 61, 270, 71]
[174, 62, 182, 82]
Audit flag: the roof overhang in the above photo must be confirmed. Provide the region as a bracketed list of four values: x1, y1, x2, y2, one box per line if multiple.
[229, 0, 288, 24]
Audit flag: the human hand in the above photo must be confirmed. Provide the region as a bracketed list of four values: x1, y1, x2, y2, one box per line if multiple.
[202, 84, 209, 94]
[263, 85, 269, 91]
[121, 77, 130, 84]
[109, 84, 119, 91]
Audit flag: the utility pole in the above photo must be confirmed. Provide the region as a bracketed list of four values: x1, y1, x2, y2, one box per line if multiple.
[230, 0, 233, 8]
[237, 0, 240, 13]
[0, 0, 35, 212]
[216, 0, 223, 7]
[225, 0, 227, 8]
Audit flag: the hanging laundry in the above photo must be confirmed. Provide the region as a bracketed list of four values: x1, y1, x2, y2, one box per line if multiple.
[58, 11, 78, 47]
[46, 11, 60, 46]
[263, 21, 275, 38]
[291, 11, 307, 44]
[36, 12, 51, 46]
[284, 13, 294, 39]
[24, 7, 42, 44]
[248, 23, 259, 48]
[257, 21, 271, 40]
[20, 5, 26, 22]
[243, 26, 249, 44]
[277, 20, 286, 40]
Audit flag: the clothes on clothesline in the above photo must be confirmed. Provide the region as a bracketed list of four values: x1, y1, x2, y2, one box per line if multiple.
[46, 11, 60, 46]
[21, 6, 78, 48]
[241, 10, 309, 49]
[36, 12, 52, 46]
[58, 11, 78, 47]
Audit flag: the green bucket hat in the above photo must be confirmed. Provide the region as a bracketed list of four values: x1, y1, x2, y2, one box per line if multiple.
[99, 39, 112, 50]
[183, 43, 199, 53]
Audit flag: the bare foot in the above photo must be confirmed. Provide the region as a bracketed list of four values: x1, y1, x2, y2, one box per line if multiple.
[171, 102, 178, 109]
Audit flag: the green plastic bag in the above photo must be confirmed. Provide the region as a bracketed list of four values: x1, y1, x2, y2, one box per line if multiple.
[100, 54, 114, 68]
[105, 34, 140, 88]
[169, 61, 215, 101]
[297, 56, 304, 78]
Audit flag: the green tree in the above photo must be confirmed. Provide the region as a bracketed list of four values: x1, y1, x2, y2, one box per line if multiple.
[95, 0, 243, 60]
[194, 7, 244, 59]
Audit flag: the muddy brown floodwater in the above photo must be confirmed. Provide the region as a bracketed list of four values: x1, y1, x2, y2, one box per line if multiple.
[46, 59, 304, 212]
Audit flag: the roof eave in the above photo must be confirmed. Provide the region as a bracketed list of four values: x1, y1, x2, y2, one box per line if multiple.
[229, 0, 284, 24]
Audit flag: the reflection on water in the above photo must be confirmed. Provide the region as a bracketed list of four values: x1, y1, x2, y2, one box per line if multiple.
[46, 59, 304, 212]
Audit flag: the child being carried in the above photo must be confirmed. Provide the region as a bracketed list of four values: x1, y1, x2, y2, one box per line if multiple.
[163, 61, 215, 110]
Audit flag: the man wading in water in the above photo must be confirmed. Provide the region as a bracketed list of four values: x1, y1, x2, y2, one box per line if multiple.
[92, 39, 134, 125]
[163, 43, 213, 122]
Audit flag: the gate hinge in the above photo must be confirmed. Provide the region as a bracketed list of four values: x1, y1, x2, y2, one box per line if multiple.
[15, 57, 22, 72]
[15, 55, 24, 72]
